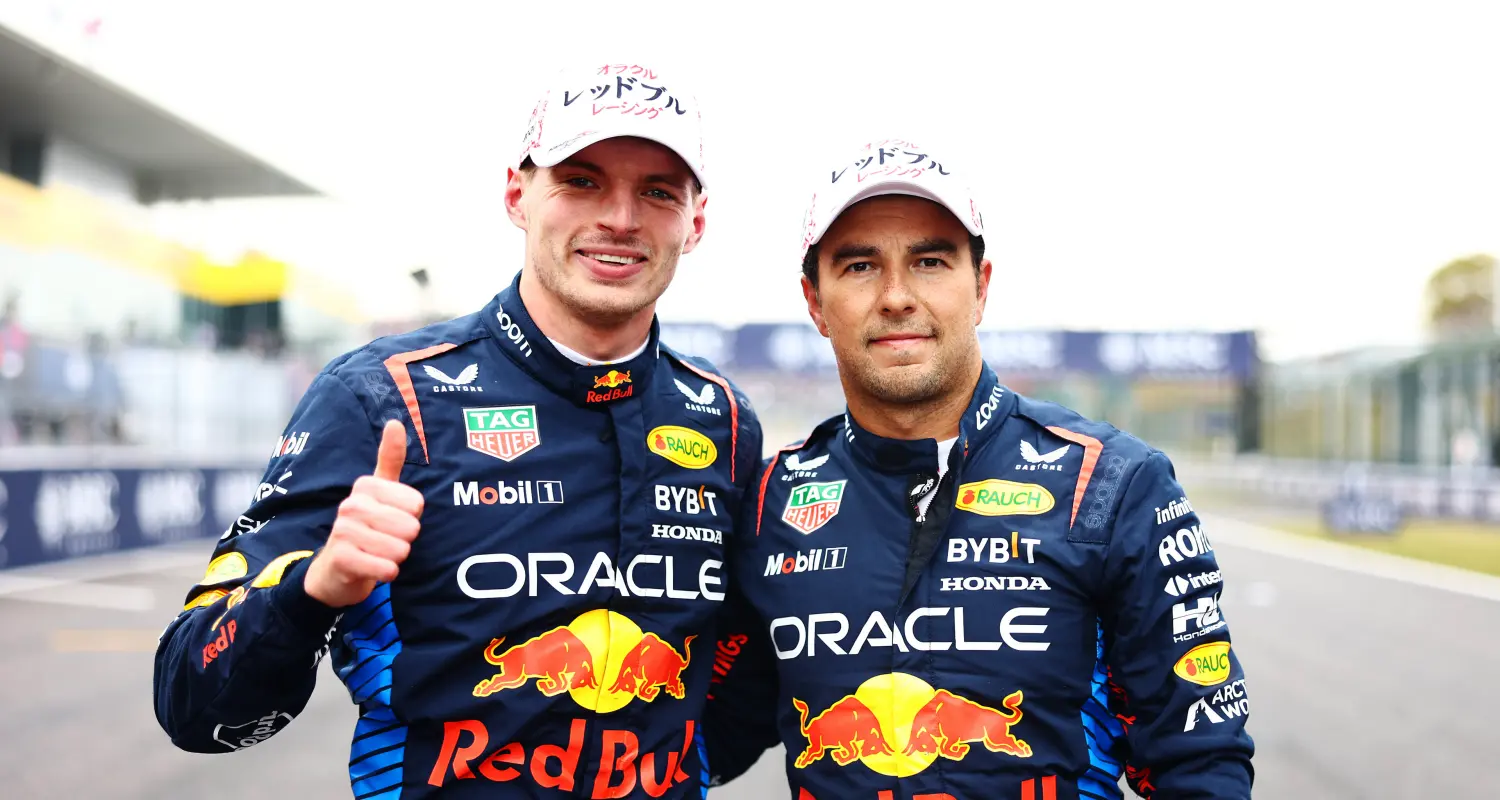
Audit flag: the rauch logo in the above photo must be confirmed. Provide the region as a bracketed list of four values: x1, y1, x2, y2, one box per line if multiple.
[648, 426, 717, 469]
[955, 480, 1055, 517]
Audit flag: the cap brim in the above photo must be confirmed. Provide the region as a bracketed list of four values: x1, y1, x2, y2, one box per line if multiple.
[526, 127, 707, 191]
[809, 178, 982, 247]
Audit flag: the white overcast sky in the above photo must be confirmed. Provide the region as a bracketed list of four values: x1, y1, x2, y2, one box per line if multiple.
[11, 1, 1500, 361]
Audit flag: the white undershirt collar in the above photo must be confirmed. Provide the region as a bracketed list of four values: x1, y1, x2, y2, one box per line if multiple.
[548, 336, 649, 367]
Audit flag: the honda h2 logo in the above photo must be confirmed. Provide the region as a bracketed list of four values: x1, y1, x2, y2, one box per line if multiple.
[1171, 594, 1225, 643]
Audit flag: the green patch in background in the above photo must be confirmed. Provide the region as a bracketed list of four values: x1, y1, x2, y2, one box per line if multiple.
[1186, 487, 1500, 578]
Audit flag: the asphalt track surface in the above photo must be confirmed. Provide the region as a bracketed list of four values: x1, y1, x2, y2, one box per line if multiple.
[2, 507, 1497, 799]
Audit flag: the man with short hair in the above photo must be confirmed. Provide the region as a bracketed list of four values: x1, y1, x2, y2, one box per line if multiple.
[704, 140, 1254, 799]
[155, 64, 762, 799]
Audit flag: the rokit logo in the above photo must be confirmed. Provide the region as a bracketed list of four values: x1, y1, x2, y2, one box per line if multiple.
[764, 546, 848, 577]
[453, 480, 564, 506]
[1158, 524, 1214, 566]
[1164, 569, 1222, 597]
[214, 711, 293, 751]
[1171, 594, 1226, 643]
[654, 485, 719, 516]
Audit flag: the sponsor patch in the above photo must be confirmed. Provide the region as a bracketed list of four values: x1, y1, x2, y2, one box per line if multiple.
[648, 426, 717, 469]
[955, 480, 1055, 517]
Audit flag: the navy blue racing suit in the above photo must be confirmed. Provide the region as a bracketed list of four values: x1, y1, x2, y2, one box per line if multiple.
[703, 365, 1253, 799]
[154, 273, 762, 799]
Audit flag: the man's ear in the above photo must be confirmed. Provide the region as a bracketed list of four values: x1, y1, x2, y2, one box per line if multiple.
[974, 258, 993, 326]
[505, 168, 530, 231]
[681, 192, 708, 255]
[802, 274, 830, 338]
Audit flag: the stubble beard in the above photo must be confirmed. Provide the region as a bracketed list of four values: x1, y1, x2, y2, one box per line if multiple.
[532, 237, 681, 327]
[843, 332, 976, 408]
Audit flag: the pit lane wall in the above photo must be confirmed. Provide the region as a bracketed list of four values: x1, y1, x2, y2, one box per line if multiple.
[0, 464, 263, 570]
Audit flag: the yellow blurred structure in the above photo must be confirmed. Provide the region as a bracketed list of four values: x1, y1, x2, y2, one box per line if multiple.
[0, 170, 360, 325]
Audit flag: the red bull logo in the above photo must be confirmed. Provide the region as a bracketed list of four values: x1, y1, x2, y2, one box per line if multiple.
[593, 370, 631, 389]
[792, 695, 892, 767]
[428, 717, 698, 798]
[473, 610, 695, 713]
[608, 633, 696, 701]
[798, 778, 1054, 800]
[799, 779, 1054, 800]
[474, 627, 599, 698]
[201, 620, 237, 668]
[587, 370, 634, 403]
[791, 673, 1031, 777]
[902, 689, 1032, 760]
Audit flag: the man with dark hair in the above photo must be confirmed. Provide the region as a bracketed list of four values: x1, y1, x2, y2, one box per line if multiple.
[705, 139, 1254, 799]
[155, 64, 764, 799]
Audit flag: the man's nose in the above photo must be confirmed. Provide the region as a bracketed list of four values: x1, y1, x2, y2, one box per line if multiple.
[596, 186, 640, 234]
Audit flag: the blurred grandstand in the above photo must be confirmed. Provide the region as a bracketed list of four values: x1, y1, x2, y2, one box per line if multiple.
[0, 18, 361, 462]
[0, 14, 1272, 571]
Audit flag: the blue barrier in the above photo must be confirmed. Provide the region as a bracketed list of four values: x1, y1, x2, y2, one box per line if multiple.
[1320, 492, 1405, 535]
[659, 324, 1259, 378]
[0, 466, 264, 570]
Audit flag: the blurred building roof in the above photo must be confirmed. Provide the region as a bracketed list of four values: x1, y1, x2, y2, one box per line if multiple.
[0, 23, 317, 202]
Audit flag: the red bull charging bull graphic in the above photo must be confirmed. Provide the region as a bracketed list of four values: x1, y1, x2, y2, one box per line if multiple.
[791, 672, 1031, 777]
[473, 609, 695, 713]
[474, 626, 599, 698]
[587, 370, 634, 403]
[608, 632, 696, 701]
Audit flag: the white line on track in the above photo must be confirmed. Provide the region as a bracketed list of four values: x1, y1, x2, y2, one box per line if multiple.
[0, 541, 210, 610]
[1207, 514, 1500, 603]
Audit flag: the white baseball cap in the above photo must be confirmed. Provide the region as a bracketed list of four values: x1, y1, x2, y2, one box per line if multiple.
[516, 63, 707, 190]
[800, 139, 984, 259]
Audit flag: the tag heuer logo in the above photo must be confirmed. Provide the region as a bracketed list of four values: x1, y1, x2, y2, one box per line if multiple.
[463, 406, 540, 462]
[782, 480, 848, 535]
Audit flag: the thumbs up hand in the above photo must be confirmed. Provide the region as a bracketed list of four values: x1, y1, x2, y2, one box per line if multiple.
[304, 420, 425, 608]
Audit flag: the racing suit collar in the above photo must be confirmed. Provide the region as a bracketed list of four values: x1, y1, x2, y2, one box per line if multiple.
[842, 364, 1014, 474]
[482, 272, 660, 408]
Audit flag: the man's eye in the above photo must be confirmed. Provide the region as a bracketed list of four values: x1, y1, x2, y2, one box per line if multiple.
[917, 257, 946, 268]
[645, 188, 677, 201]
[565, 177, 596, 188]
[846, 262, 873, 273]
